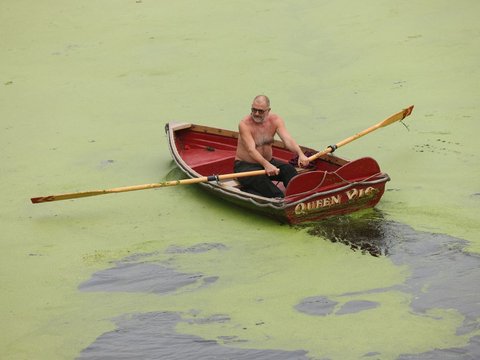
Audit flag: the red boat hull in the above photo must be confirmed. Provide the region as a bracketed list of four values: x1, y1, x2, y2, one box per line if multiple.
[166, 123, 389, 224]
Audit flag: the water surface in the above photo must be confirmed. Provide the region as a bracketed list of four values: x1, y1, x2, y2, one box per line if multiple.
[1, 1, 479, 359]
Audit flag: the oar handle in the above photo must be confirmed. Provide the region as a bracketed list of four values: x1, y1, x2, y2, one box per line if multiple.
[307, 105, 414, 162]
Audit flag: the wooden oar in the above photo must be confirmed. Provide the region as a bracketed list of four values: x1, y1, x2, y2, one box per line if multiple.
[31, 105, 414, 204]
[307, 105, 414, 162]
[30, 169, 267, 204]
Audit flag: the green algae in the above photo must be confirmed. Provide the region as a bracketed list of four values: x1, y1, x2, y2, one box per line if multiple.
[1, 0, 479, 359]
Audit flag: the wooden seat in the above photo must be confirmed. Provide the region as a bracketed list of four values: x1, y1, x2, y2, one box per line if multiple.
[219, 179, 242, 188]
[296, 167, 310, 174]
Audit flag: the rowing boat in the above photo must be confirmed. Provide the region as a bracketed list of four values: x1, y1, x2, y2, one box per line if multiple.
[30, 107, 411, 207]
[165, 122, 390, 224]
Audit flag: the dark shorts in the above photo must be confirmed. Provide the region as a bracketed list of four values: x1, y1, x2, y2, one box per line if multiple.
[234, 159, 297, 198]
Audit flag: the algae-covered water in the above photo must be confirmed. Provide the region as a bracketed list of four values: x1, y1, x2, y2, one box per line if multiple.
[1, 1, 479, 359]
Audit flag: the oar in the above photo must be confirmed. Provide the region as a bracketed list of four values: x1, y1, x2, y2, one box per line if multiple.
[31, 105, 414, 204]
[30, 169, 267, 204]
[307, 105, 414, 162]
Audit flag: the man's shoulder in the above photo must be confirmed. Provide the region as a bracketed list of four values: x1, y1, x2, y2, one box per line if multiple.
[239, 116, 251, 128]
[268, 112, 282, 122]
[266, 113, 284, 129]
[238, 116, 253, 134]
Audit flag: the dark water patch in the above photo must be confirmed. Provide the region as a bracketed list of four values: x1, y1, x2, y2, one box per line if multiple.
[304, 212, 480, 357]
[80, 243, 227, 295]
[307, 214, 480, 329]
[77, 311, 309, 360]
[335, 300, 379, 315]
[387, 226, 480, 336]
[79, 262, 214, 295]
[294, 297, 379, 317]
[295, 296, 338, 316]
[166, 242, 228, 254]
[398, 335, 480, 359]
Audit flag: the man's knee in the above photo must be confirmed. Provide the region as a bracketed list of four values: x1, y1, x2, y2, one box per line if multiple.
[279, 164, 297, 184]
[241, 175, 284, 198]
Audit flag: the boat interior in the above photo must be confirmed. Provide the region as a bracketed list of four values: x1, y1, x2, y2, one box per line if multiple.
[169, 124, 384, 197]
[173, 124, 343, 174]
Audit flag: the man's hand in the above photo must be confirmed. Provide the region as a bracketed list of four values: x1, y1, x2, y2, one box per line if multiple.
[264, 162, 280, 176]
[297, 153, 310, 168]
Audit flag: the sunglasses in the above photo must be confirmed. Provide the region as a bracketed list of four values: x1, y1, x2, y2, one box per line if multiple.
[251, 107, 269, 115]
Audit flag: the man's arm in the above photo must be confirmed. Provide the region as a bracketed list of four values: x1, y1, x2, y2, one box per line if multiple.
[275, 117, 310, 167]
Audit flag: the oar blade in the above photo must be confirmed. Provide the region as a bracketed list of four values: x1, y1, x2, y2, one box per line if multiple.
[379, 105, 414, 128]
[306, 105, 414, 163]
[31, 196, 56, 204]
[31, 190, 106, 203]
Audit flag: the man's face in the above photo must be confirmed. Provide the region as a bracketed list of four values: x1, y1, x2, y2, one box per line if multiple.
[251, 103, 270, 123]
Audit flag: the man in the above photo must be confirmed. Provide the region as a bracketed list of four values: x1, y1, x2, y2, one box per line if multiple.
[234, 95, 309, 198]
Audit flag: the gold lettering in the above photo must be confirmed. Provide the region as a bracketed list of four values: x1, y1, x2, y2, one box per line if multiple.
[294, 194, 345, 217]
[346, 187, 379, 201]
[346, 188, 358, 200]
[295, 203, 306, 215]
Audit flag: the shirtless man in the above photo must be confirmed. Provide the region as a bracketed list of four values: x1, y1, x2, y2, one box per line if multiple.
[234, 95, 309, 198]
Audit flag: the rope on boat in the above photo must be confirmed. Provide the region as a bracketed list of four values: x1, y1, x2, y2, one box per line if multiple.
[285, 175, 390, 207]
[284, 171, 385, 199]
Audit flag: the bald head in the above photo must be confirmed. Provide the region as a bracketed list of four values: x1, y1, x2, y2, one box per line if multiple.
[252, 95, 270, 108]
